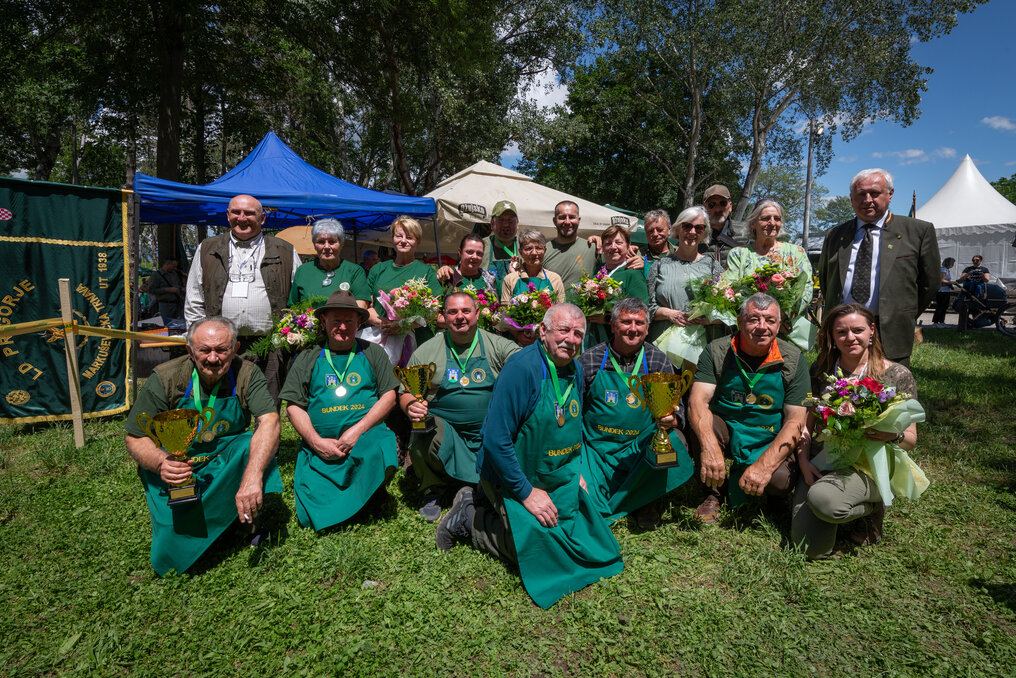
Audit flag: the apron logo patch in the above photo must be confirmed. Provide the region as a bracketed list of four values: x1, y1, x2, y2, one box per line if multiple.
[755, 394, 775, 409]
[568, 399, 580, 417]
[731, 390, 746, 405]
[448, 368, 460, 382]
[95, 381, 116, 397]
[325, 374, 338, 388]
[470, 368, 486, 383]
[605, 390, 618, 406]
[346, 372, 361, 386]
[625, 392, 639, 408]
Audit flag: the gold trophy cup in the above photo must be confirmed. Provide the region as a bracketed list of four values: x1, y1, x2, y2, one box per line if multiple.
[394, 363, 437, 434]
[628, 371, 694, 468]
[136, 407, 216, 506]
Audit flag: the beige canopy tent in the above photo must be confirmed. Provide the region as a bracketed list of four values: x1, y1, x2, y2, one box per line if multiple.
[351, 160, 638, 256]
[917, 154, 1016, 282]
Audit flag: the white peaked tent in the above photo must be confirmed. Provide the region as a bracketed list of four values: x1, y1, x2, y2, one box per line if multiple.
[422, 160, 638, 253]
[917, 154, 1016, 281]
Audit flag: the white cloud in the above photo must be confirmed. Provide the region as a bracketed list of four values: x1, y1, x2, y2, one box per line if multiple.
[982, 116, 1016, 131]
[520, 67, 569, 111]
[837, 155, 857, 163]
[1005, 160, 1016, 166]
[871, 147, 956, 165]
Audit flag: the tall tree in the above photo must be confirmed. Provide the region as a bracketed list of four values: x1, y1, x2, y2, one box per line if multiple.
[990, 173, 1016, 206]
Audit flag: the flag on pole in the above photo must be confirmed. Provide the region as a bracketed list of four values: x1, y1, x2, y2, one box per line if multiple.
[908, 190, 916, 218]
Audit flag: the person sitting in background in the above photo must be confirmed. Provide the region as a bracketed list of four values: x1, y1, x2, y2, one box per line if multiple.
[959, 255, 989, 298]
[289, 218, 371, 308]
[792, 302, 919, 558]
[281, 290, 399, 532]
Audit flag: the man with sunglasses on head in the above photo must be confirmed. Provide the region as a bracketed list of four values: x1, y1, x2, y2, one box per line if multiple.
[700, 184, 743, 268]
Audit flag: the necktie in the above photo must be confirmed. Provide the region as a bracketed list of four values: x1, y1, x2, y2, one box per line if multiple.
[850, 223, 875, 304]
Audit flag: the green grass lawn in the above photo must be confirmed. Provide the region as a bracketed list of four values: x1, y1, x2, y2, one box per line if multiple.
[2, 330, 1015, 676]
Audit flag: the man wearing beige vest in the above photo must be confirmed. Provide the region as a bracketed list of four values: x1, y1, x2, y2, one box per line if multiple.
[184, 194, 302, 407]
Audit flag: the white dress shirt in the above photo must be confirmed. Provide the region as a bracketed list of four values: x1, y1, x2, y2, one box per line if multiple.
[842, 211, 889, 314]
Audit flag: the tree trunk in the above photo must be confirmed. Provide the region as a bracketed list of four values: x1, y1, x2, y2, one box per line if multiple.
[193, 86, 206, 184]
[71, 113, 80, 185]
[33, 126, 62, 181]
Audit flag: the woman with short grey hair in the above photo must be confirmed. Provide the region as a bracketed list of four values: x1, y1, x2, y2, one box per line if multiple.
[289, 218, 371, 308]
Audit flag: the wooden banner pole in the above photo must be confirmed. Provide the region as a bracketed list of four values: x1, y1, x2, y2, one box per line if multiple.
[58, 278, 86, 448]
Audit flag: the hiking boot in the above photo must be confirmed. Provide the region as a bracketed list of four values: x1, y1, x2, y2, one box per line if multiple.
[850, 501, 885, 546]
[418, 494, 442, 523]
[694, 494, 722, 524]
[633, 503, 661, 530]
[436, 486, 475, 551]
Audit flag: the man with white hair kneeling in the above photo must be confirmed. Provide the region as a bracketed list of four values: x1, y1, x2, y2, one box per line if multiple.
[435, 303, 623, 609]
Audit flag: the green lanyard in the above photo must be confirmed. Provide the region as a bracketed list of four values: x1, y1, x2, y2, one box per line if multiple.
[323, 347, 357, 395]
[608, 346, 645, 380]
[191, 368, 221, 413]
[446, 331, 479, 381]
[495, 237, 518, 258]
[540, 343, 574, 426]
[732, 351, 765, 403]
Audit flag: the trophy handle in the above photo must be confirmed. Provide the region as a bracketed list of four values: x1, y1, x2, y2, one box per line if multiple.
[626, 375, 647, 411]
[198, 406, 215, 428]
[136, 413, 158, 444]
[423, 362, 438, 384]
[393, 366, 408, 388]
[677, 370, 694, 399]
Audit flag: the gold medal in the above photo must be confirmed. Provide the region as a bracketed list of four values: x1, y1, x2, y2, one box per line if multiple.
[745, 393, 757, 405]
[556, 404, 565, 427]
[335, 386, 347, 398]
[201, 430, 215, 443]
[459, 376, 469, 386]
[557, 415, 565, 427]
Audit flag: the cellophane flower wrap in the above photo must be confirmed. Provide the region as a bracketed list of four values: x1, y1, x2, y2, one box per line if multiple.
[804, 369, 929, 506]
[736, 260, 809, 320]
[569, 267, 623, 317]
[492, 283, 554, 332]
[686, 271, 741, 327]
[461, 286, 501, 332]
[377, 277, 440, 335]
[249, 298, 325, 357]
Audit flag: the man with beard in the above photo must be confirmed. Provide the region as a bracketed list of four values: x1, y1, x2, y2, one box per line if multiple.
[399, 292, 519, 521]
[688, 293, 808, 523]
[542, 201, 599, 290]
[435, 303, 623, 609]
[699, 184, 742, 268]
[124, 316, 283, 575]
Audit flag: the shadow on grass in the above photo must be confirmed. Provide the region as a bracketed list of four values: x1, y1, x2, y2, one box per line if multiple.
[971, 579, 1016, 613]
[188, 492, 292, 575]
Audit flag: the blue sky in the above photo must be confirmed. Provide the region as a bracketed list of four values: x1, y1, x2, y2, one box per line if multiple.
[503, 1, 1015, 213]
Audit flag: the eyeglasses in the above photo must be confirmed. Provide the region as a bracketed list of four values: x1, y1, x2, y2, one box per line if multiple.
[680, 223, 706, 232]
[706, 199, 728, 208]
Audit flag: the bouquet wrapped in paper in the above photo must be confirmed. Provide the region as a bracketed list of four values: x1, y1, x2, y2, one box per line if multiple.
[655, 272, 739, 367]
[804, 370, 929, 506]
[461, 287, 501, 333]
[569, 267, 623, 317]
[249, 299, 325, 357]
[493, 283, 554, 334]
[376, 278, 441, 335]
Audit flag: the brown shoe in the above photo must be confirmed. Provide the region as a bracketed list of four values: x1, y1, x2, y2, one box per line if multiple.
[694, 495, 721, 524]
[850, 501, 885, 546]
[633, 503, 661, 530]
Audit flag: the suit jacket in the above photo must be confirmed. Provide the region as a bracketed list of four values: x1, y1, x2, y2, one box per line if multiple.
[817, 212, 939, 361]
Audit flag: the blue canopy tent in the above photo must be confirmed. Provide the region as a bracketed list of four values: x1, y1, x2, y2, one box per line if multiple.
[133, 132, 436, 237]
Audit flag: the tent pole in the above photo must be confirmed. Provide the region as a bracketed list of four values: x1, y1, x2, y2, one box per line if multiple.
[432, 217, 441, 264]
[58, 279, 86, 448]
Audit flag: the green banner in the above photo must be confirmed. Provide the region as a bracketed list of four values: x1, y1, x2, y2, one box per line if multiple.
[0, 177, 131, 423]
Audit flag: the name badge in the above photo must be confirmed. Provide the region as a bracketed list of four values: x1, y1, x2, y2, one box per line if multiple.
[231, 281, 249, 298]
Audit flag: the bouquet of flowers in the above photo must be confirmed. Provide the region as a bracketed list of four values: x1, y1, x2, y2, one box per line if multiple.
[687, 271, 742, 326]
[377, 278, 441, 335]
[569, 267, 623, 317]
[249, 298, 325, 357]
[734, 261, 809, 320]
[804, 370, 929, 506]
[461, 287, 502, 332]
[492, 283, 554, 333]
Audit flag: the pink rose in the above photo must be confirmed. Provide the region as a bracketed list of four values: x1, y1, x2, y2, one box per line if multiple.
[771, 273, 785, 285]
[280, 327, 290, 335]
[286, 333, 300, 345]
[724, 288, 736, 299]
[836, 401, 856, 417]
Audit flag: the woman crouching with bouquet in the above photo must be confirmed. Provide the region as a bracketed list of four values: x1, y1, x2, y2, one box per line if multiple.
[792, 302, 928, 559]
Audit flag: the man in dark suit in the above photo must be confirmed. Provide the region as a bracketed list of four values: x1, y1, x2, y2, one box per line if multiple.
[817, 169, 940, 366]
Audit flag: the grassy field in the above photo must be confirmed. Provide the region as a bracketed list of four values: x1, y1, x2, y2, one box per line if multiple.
[2, 330, 1015, 676]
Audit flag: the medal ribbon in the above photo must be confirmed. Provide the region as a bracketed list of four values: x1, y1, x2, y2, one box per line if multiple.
[608, 346, 645, 380]
[540, 343, 574, 410]
[191, 368, 221, 413]
[495, 237, 518, 258]
[323, 348, 357, 387]
[732, 352, 765, 394]
[446, 330, 479, 376]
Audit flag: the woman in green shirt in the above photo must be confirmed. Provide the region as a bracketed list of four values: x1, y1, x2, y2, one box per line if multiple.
[585, 224, 649, 347]
[647, 206, 722, 343]
[289, 219, 371, 309]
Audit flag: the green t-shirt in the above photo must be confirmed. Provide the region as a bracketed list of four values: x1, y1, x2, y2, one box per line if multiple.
[402, 329, 520, 396]
[610, 266, 649, 303]
[124, 357, 275, 438]
[366, 259, 443, 319]
[289, 259, 371, 306]
[543, 237, 598, 291]
[280, 339, 400, 408]
[696, 341, 810, 406]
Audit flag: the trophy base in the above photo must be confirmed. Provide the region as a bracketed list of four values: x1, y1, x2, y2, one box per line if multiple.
[650, 427, 680, 469]
[410, 418, 436, 436]
[651, 451, 680, 469]
[168, 484, 200, 507]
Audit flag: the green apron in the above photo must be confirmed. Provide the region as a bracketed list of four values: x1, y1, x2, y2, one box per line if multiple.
[502, 348, 623, 609]
[427, 336, 494, 484]
[710, 356, 785, 507]
[511, 271, 553, 296]
[294, 347, 398, 531]
[581, 350, 693, 521]
[140, 369, 283, 576]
